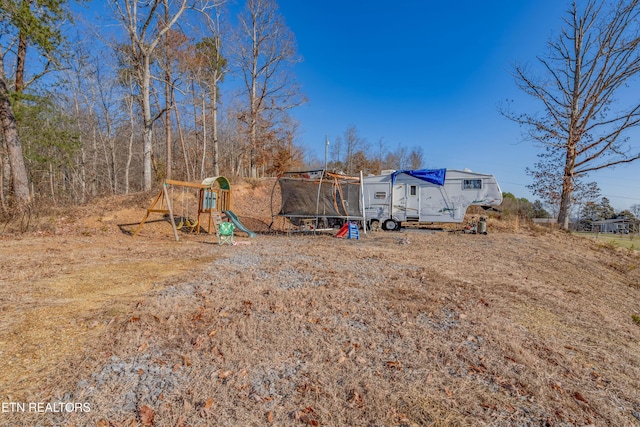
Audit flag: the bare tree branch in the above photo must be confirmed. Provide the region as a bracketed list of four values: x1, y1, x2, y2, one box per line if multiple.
[503, 0, 640, 229]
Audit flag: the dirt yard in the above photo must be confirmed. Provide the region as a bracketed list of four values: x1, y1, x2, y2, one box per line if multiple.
[1, 182, 640, 426]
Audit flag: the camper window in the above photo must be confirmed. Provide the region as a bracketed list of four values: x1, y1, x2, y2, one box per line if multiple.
[463, 179, 482, 190]
[410, 185, 417, 196]
[374, 191, 387, 199]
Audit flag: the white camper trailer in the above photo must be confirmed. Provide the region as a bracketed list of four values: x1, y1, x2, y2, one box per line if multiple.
[363, 169, 502, 230]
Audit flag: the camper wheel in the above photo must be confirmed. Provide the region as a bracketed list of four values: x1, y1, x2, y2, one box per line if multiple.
[382, 219, 400, 231]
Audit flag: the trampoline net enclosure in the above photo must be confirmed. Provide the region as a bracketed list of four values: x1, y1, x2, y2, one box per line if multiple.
[277, 170, 363, 220]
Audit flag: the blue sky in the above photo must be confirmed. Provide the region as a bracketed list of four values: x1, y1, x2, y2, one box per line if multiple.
[267, 0, 640, 211]
[74, 0, 639, 211]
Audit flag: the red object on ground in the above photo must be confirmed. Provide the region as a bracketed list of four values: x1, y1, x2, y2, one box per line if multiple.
[335, 223, 349, 238]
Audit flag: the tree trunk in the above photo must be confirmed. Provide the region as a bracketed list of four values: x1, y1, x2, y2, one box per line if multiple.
[0, 153, 7, 211]
[126, 103, 134, 194]
[0, 74, 30, 205]
[165, 83, 172, 181]
[14, 0, 32, 94]
[212, 81, 219, 176]
[15, 35, 27, 94]
[558, 145, 576, 230]
[49, 161, 56, 204]
[80, 147, 86, 204]
[72, 91, 87, 204]
[111, 138, 117, 194]
[173, 93, 190, 182]
[164, 3, 172, 181]
[142, 54, 153, 191]
[200, 97, 206, 179]
[91, 125, 98, 197]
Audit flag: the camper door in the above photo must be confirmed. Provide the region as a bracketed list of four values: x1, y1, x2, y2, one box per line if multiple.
[392, 184, 406, 220]
[405, 184, 420, 221]
[392, 183, 419, 221]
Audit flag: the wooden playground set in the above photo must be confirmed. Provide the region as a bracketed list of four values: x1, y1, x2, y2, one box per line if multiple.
[133, 177, 241, 242]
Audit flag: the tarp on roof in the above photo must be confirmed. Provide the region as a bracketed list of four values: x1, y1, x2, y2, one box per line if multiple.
[391, 169, 446, 186]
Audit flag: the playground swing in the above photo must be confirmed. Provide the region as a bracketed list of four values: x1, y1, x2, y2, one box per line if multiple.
[173, 186, 199, 233]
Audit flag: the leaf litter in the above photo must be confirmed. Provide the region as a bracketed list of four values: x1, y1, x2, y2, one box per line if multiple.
[1, 187, 640, 426]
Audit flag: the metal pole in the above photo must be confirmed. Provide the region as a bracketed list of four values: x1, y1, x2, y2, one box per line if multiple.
[324, 135, 329, 171]
[360, 170, 367, 235]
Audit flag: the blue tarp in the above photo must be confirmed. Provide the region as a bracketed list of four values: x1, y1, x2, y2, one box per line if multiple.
[391, 169, 446, 186]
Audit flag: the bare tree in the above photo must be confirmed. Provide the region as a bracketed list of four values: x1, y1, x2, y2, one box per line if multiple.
[234, 0, 305, 178]
[504, 0, 640, 229]
[407, 146, 424, 170]
[342, 125, 367, 175]
[110, 0, 189, 191]
[196, 2, 228, 176]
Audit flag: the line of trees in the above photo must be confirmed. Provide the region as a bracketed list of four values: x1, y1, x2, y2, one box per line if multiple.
[577, 196, 637, 231]
[0, 0, 432, 217]
[323, 125, 425, 176]
[499, 192, 551, 220]
[9, 0, 639, 230]
[0, 0, 312, 214]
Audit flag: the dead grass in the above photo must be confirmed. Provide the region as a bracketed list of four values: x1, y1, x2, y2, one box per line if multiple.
[1, 185, 640, 426]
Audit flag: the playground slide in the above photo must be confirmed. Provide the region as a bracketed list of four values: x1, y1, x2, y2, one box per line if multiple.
[223, 210, 257, 238]
[335, 223, 349, 238]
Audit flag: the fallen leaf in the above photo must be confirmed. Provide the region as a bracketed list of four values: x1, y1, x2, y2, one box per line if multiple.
[218, 370, 233, 379]
[204, 398, 214, 409]
[574, 391, 589, 405]
[504, 404, 516, 413]
[551, 382, 564, 393]
[469, 363, 485, 373]
[266, 411, 274, 423]
[139, 405, 155, 426]
[386, 360, 402, 369]
[137, 341, 148, 352]
[208, 329, 218, 337]
[299, 414, 318, 426]
[347, 389, 363, 407]
[193, 335, 205, 349]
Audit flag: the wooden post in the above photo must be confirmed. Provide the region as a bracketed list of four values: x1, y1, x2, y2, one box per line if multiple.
[164, 183, 180, 242]
[133, 189, 164, 236]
